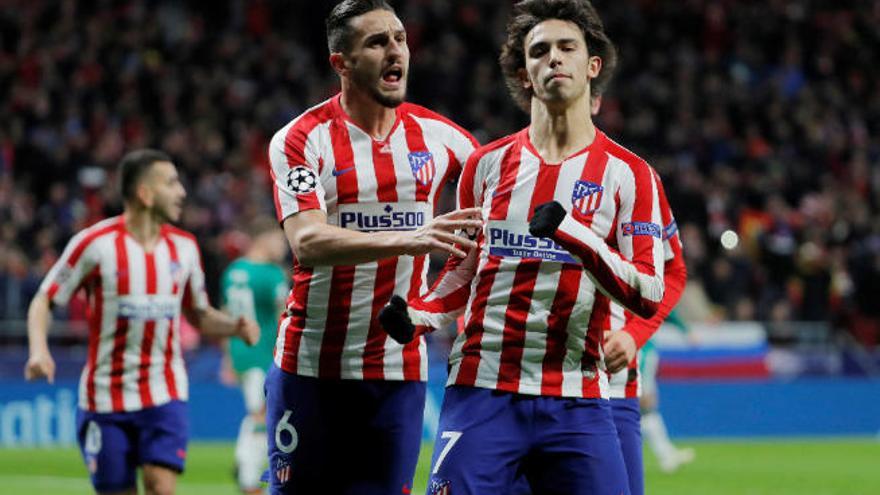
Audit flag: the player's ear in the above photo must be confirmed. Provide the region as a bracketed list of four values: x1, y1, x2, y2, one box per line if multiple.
[518, 67, 532, 90]
[329, 52, 349, 76]
[587, 55, 602, 79]
[136, 181, 154, 207]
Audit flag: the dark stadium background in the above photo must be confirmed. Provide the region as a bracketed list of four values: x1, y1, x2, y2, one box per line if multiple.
[0, 1, 879, 494]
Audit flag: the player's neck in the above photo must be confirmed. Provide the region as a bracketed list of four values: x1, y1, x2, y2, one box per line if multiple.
[340, 85, 398, 141]
[123, 206, 163, 251]
[528, 93, 596, 164]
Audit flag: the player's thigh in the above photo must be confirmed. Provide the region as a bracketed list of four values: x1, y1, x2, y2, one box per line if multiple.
[134, 400, 189, 474]
[428, 386, 528, 495]
[612, 398, 644, 495]
[240, 367, 267, 415]
[265, 367, 332, 494]
[76, 410, 138, 493]
[528, 398, 630, 495]
[345, 380, 426, 495]
[141, 463, 178, 495]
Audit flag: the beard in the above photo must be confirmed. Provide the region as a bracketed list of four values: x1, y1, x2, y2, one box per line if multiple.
[351, 67, 406, 108]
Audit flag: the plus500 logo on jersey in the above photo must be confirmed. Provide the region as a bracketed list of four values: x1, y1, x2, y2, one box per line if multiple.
[337, 201, 432, 232]
[487, 221, 579, 264]
[118, 295, 180, 320]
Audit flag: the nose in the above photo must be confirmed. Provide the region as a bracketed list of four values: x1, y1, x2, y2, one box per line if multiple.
[388, 37, 405, 59]
[549, 46, 563, 68]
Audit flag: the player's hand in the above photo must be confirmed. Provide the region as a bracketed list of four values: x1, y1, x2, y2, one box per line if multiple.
[404, 207, 482, 258]
[24, 352, 56, 384]
[529, 201, 567, 238]
[378, 295, 416, 344]
[604, 330, 637, 374]
[236, 316, 260, 346]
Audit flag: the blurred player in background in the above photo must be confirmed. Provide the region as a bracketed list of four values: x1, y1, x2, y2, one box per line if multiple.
[264, 1, 481, 493]
[380, 0, 669, 492]
[24, 149, 259, 495]
[637, 308, 696, 473]
[221, 217, 289, 495]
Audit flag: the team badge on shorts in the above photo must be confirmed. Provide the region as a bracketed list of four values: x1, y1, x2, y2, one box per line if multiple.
[430, 478, 451, 495]
[408, 151, 436, 187]
[571, 180, 604, 215]
[274, 456, 292, 484]
[287, 166, 318, 194]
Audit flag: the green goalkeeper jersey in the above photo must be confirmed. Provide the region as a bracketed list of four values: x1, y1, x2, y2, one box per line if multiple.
[221, 258, 289, 374]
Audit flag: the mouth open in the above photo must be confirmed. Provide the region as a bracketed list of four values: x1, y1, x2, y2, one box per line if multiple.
[382, 66, 404, 84]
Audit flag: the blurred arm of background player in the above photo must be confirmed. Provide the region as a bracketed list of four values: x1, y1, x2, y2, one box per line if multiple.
[283, 207, 482, 267]
[24, 286, 260, 384]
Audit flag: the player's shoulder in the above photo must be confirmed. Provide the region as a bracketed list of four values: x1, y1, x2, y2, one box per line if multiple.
[161, 224, 199, 249]
[599, 130, 651, 172]
[68, 215, 124, 248]
[398, 102, 476, 143]
[470, 131, 520, 166]
[271, 96, 338, 145]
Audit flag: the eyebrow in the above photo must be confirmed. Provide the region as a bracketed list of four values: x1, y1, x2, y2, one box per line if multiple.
[529, 37, 580, 48]
[363, 28, 405, 43]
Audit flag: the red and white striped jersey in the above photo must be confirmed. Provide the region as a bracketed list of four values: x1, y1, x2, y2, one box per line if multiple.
[39, 216, 209, 413]
[268, 94, 477, 381]
[607, 169, 687, 399]
[410, 128, 666, 398]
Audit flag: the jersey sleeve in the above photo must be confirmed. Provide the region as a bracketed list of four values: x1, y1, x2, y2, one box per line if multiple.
[552, 160, 666, 319]
[268, 123, 327, 222]
[39, 230, 100, 307]
[409, 151, 484, 330]
[445, 124, 479, 178]
[182, 240, 210, 312]
[620, 170, 687, 347]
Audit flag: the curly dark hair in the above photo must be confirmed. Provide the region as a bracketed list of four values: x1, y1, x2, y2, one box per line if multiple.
[499, 0, 618, 112]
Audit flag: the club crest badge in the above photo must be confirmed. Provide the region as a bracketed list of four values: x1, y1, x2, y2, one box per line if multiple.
[408, 151, 436, 187]
[571, 180, 604, 215]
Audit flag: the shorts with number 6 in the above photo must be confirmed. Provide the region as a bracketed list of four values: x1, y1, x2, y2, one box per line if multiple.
[428, 386, 630, 495]
[265, 365, 426, 495]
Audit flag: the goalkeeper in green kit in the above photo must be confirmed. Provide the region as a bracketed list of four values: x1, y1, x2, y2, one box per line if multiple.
[221, 217, 290, 495]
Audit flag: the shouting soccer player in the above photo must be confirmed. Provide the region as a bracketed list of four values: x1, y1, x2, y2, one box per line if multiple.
[264, 1, 481, 493]
[24, 149, 260, 495]
[380, 1, 670, 493]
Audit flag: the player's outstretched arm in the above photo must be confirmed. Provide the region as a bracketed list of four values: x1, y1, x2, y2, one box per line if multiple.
[24, 292, 56, 384]
[185, 306, 260, 346]
[529, 200, 665, 320]
[284, 207, 482, 267]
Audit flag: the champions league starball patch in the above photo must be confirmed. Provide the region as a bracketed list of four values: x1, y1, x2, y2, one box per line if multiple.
[287, 166, 318, 194]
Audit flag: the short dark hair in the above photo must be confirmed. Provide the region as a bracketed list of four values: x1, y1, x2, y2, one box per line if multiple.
[499, 0, 618, 112]
[119, 148, 172, 202]
[326, 0, 395, 54]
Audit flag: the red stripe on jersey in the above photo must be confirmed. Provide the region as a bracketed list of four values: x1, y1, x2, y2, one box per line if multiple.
[85, 270, 102, 411]
[583, 293, 610, 397]
[329, 119, 359, 204]
[456, 257, 502, 386]
[540, 266, 582, 395]
[163, 236, 180, 400]
[402, 114, 432, 201]
[138, 251, 157, 408]
[495, 262, 541, 393]
[47, 283, 60, 301]
[279, 267, 313, 372]
[110, 232, 129, 411]
[488, 141, 525, 221]
[319, 266, 356, 378]
[399, 103, 480, 150]
[363, 260, 397, 380]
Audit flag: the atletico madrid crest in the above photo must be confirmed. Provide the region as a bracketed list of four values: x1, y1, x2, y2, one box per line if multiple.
[275, 457, 292, 485]
[408, 151, 436, 187]
[430, 478, 452, 495]
[571, 180, 604, 215]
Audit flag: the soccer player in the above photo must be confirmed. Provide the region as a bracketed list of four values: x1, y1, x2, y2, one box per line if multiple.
[380, 1, 668, 493]
[264, 1, 481, 493]
[220, 217, 289, 495]
[24, 149, 260, 495]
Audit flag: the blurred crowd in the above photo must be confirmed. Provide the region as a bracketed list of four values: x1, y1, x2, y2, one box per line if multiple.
[1, 1, 879, 346]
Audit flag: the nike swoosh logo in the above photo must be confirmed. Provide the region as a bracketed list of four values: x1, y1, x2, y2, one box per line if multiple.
[332, 166, 355, 177]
